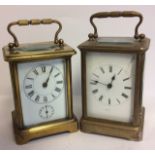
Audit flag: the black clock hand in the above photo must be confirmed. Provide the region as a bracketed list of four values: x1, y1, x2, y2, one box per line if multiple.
[43, 67, 53, 88]
[91, 80, 107, 86]
[107, 74, 116, 89]
[91, 75, 116, 89]
[45, 106, 49, 118]
[111, 74, 116, 83]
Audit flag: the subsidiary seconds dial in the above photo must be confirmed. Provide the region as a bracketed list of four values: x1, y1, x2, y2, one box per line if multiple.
[90, 64, 134, 106]
[39, 105, 55, 119]
[24, 65, 64, 104]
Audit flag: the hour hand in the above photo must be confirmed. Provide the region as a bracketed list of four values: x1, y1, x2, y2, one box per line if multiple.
[111, 74, 116, 82]
[42, 77, 49, 88]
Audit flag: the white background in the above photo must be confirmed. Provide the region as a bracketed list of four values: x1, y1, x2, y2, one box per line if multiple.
[0, 5, 155, 149]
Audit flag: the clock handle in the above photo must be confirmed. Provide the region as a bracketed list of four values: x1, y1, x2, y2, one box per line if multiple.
[89, 11, 145, 40]
[7, 18, 64, 49]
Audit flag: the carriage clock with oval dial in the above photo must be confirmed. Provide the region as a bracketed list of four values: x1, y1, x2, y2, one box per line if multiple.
[3, 19, 78, 144]
[78, 11, 150, 140]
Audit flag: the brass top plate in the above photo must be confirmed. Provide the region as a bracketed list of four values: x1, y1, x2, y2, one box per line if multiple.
[3, 41, 76, 62]
[78, 37, 150, 53]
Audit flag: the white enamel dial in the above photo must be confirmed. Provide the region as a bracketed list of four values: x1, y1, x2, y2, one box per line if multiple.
[24, 65, 64, 104]
[86, 52, 136, 123]
[17, 59, 67, 127]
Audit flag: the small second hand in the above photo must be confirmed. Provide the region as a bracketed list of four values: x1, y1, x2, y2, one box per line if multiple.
[45, 106, 48, 118]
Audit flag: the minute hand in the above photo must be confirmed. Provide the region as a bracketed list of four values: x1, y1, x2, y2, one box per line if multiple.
[45, 68, 53, 83]
[42, 67, 53, 88]
[91, 80, 107, 86]
[98, 81, 107, 86]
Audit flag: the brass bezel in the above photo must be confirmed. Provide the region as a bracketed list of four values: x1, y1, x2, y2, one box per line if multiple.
[3, 43, 78, 144]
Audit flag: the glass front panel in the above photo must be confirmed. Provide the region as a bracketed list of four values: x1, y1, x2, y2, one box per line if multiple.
[86, 52, 136, 123]
[17, 59, 67, 127]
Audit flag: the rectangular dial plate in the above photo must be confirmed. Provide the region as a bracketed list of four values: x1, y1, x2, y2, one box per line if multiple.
[86, 52, 136, 123]
[17, 59, 67, 127]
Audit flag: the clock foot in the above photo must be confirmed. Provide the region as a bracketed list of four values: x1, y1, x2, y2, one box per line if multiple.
[80, 107, 145, 141]
[12, 111, 78, 145]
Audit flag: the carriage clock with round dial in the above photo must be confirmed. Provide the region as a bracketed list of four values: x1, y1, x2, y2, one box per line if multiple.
[3, 18, 78, 144]
[78, 11, 150, 140]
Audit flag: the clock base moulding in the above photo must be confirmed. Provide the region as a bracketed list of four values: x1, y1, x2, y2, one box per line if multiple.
[12, 111, 78, 145]
[80, 107, 144, 141]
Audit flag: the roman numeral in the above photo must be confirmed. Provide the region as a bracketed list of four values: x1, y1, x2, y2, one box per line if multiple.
[35, 95, 40, 102]
[92, 89, 98, 94]
[55, 87, 61, 92]
[51, 94, 55, 98]
[123, 77, 130, 81]
[109, 65, 112, 72]
[99, 95, 103, 101]
[122, 93, 128, 99]
[33, 69, 39, 75]
[90, 80, 97, 85]
[100, 67, 105, 74]
[54, 72, 60, 78]
[25, 85, 32, 89]
[28, 90, 34, 98]
[41, 66, 46, 72]
[108, 98, 111, 105]
[93, 73, 99, 78]
[43, 96, 48, 103]
[116, 98, 120, 104]
[27, 77, 34, 80]
[56, 81, 63, 84]
[124, 86, 132, 90]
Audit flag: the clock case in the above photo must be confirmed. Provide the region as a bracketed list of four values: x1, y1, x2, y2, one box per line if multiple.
[78, 11, 150, 140]
[3, 19, 78, 144]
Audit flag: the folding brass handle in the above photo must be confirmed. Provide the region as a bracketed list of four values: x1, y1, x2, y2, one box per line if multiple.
[89, 11, 145, 40]
[7, 18, 64, 49]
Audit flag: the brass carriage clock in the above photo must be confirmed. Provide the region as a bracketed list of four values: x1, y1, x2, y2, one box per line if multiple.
[78, 11, 150, 140]
[3, 18, 78, 144]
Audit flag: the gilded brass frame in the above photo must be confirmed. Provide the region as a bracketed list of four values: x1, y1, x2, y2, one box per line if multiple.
[79, 43, 149, 140]
[3, 44, 78, 144]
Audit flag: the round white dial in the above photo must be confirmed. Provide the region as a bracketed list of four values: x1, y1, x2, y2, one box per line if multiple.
[39, 105, 55, 119]
[24, 65, 64, 104]
[90, 64, 133, 106]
